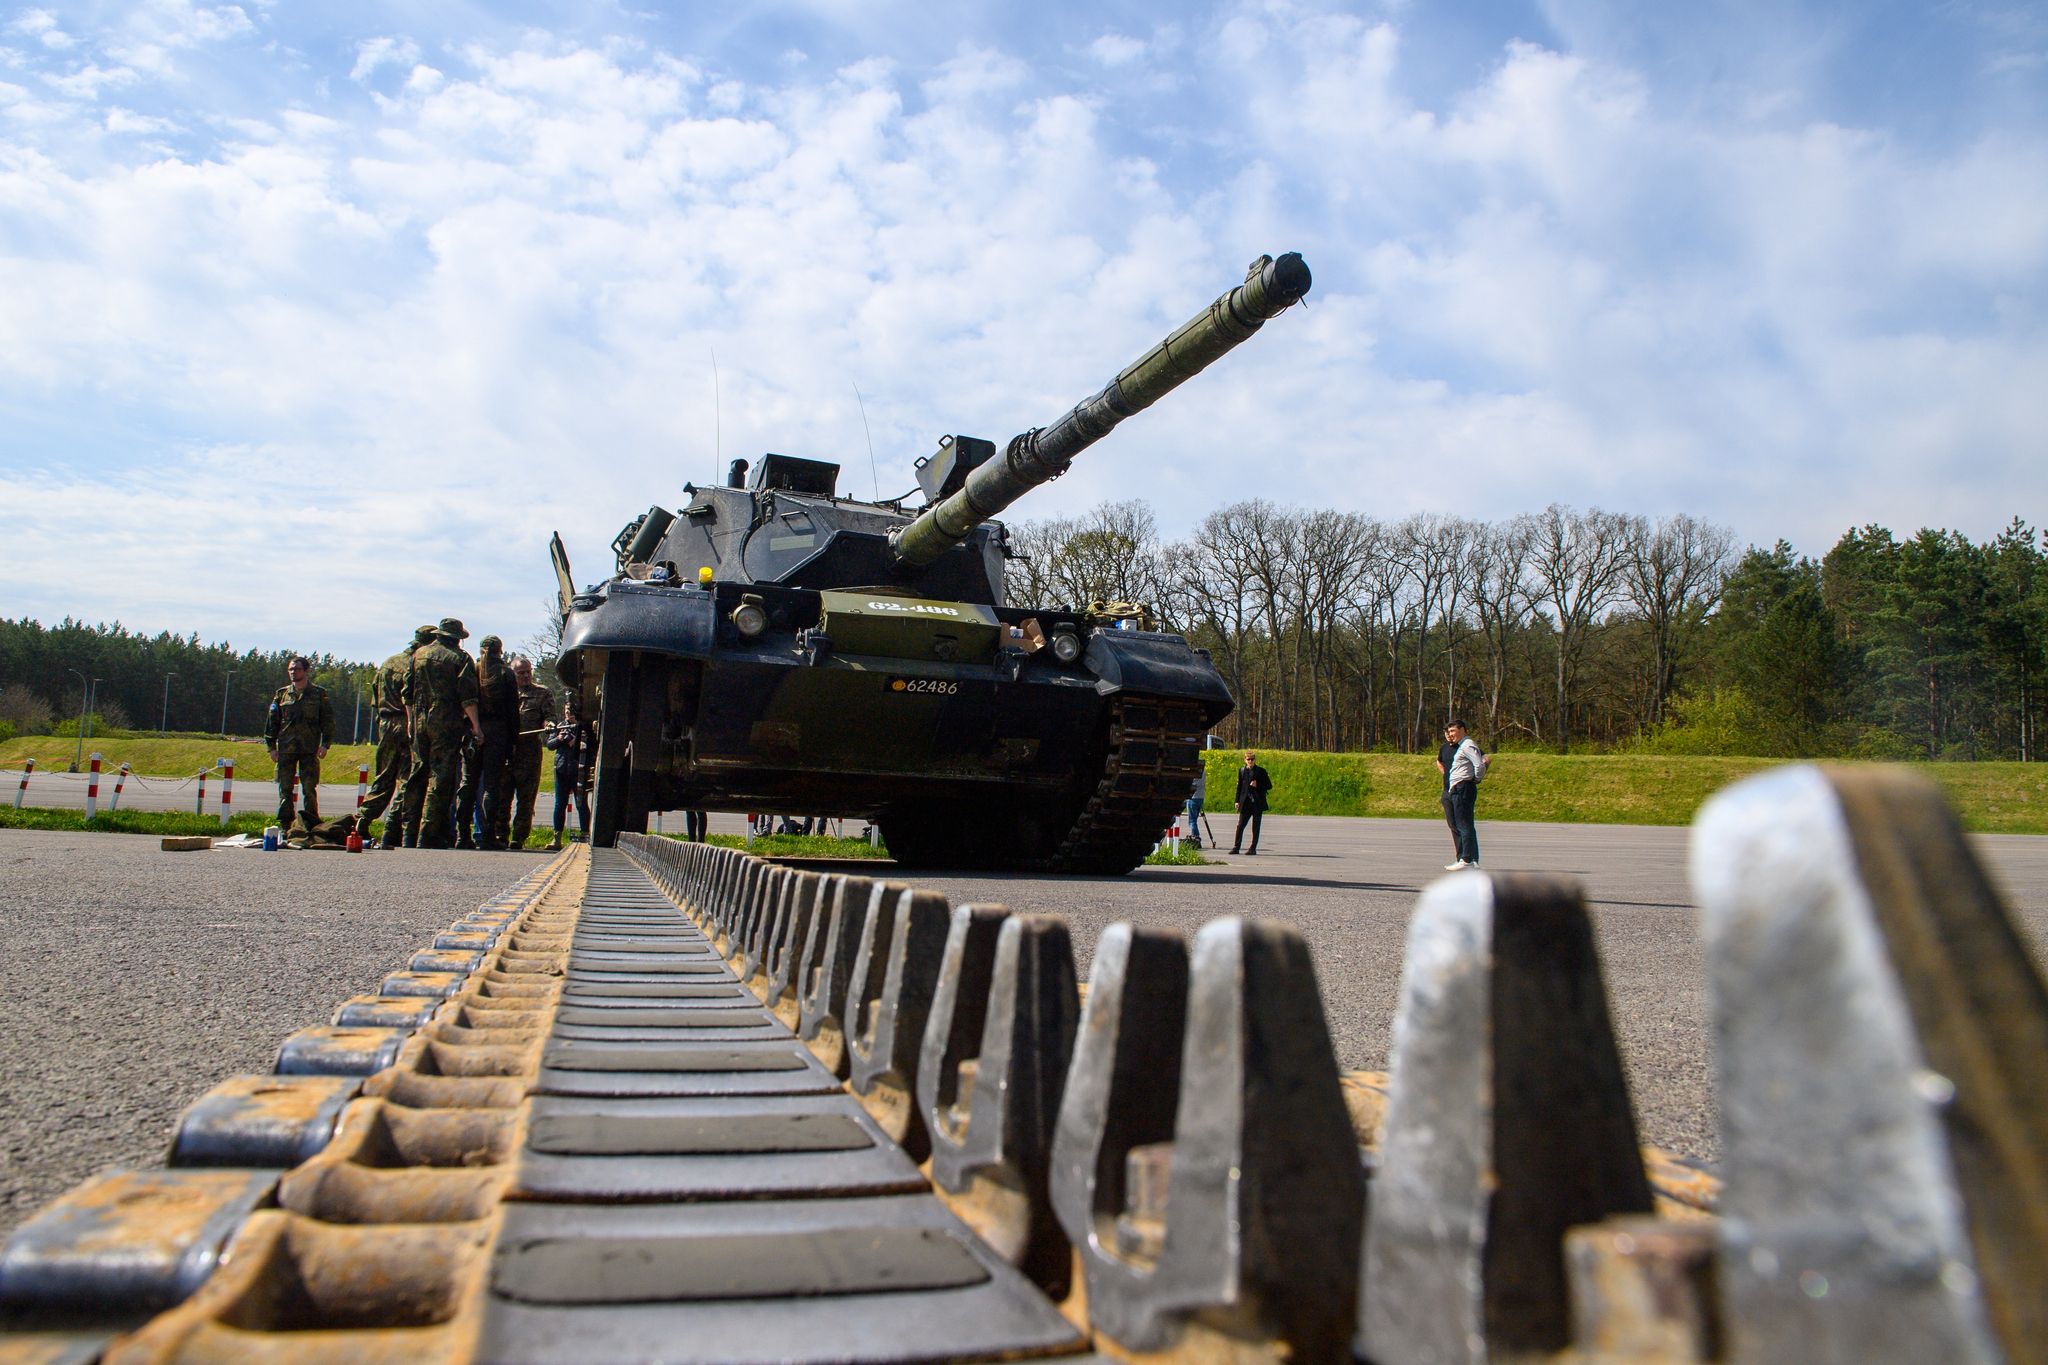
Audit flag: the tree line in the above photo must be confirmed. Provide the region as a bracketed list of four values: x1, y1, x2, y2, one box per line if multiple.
[0, 618, 377, 747]
[6, 506, 2040, 763]
[1006, 503, 2047, 760]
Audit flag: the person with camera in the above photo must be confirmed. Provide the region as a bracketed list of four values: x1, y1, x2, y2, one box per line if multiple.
[544, 695, 593, 851]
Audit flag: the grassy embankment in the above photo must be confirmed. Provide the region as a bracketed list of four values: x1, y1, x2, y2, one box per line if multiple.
[6, 737, 2043, 834]
[1194, 749, 2048, 834]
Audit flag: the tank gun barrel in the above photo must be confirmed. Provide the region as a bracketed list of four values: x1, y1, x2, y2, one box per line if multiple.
[890, 251, 1312, 567]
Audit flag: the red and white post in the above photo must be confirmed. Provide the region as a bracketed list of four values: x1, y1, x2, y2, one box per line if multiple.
[195, 765, 206, 814]
[13, 758, 33, 810]
[355, 763, 369, 811]
[110, 762, 130, 812]
[84, 753, 102, 820]
[218, 758, 234, 828]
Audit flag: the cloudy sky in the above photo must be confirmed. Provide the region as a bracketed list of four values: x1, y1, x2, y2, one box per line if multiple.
[3, 0, 2043, 660]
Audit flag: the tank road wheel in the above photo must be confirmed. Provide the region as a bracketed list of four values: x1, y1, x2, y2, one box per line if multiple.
[590, 654, 658, 846]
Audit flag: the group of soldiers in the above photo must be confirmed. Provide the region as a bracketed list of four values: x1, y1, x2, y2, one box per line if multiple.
[351, 618, 576, 850]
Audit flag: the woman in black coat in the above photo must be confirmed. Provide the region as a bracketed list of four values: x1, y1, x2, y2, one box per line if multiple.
[1231, 751, 1272, 855]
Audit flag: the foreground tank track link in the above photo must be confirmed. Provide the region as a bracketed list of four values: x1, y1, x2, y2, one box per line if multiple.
[1041, 693, 1207, 874]
[0, 850, 580, 1364]
[5, 764, 2044, 1363]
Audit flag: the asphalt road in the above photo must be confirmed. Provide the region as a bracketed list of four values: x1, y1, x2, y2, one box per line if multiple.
[3, 813, 2044, 1241]
[0, 830, 547, 1235]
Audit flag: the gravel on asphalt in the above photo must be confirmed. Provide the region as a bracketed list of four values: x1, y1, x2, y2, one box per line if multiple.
[0, 829, 546, 1237]
[5, 812, 2044, 1241]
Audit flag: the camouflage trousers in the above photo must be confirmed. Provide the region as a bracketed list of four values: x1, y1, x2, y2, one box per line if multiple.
[275, 752, 321, 831]
[508, 747, 543, 848]
[402, 724, 465, 849]
[475, 740, 512, 848]
[358, 714, 410, 844]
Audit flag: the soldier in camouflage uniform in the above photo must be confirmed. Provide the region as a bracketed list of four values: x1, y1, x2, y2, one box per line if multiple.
[359, 624, 436, 848]
[506, 654, 553, 849]
[471, 634, 516, 850]
[401, 617, 482, 850]
[263, 655, 334, 831]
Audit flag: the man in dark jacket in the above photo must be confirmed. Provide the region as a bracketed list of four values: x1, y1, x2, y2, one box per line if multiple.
[1231, 750, 1272, 856]
[506, 655, 552, 849]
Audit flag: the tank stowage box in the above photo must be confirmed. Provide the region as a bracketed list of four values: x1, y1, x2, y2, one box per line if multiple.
[553, 252, 1312, 873]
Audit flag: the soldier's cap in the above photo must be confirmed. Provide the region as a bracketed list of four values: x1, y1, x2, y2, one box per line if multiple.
[413, 624, 438, 644]
[479, 634, 503, 650]
[437, 617, 470, 639]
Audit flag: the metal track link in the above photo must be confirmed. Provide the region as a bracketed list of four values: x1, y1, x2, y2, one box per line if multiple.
[1042, 693, 1206, 873]
[3, 763, 2042, 1363]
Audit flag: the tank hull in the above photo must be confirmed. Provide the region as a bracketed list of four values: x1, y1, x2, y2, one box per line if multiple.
[559, 581, 1228, 871]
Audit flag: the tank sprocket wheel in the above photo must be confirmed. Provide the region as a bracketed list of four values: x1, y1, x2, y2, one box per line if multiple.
[1040, 694, 1206, 875]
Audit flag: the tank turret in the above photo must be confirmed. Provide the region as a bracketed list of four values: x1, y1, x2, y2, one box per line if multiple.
[890, 252, 1311, 567]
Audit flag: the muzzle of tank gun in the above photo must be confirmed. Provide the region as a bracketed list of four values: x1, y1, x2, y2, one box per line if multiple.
[890, 252, 1311, 568]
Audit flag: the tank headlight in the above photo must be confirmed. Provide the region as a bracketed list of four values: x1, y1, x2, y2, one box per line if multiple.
[1050, 628, 1083, 664]
[732, 596, 769, 638]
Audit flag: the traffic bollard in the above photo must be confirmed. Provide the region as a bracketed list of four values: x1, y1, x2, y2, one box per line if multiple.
[13, 758, 31, 809]
[355, 763, 368, 811]
[219, 759, 233, 828]
[84, 753, 101, 820]
[110, 762, 130, 812]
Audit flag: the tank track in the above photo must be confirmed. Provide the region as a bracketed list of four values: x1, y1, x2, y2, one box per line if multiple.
[1039, 693, 1207, 874]
[5, 766, 2041, 1363]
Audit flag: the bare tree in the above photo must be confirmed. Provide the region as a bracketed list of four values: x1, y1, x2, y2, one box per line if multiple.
[1398, 514, 1478, 745]
[1467, 516, 1538, 741]
[1621, 512, 1735, 726]
[1005, 502, 1164, 611]
[1527, 503, 1631, 749]
[1296, 510, 1378, 749]
[1003, 515, 1076, 608]
[1174, 502, 1276, 741]
[523, 599, 568, 692]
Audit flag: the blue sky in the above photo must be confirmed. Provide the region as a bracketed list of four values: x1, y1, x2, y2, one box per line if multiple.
[3, 0, 2043, 660]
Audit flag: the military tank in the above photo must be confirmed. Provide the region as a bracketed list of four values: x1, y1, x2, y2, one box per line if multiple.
[550, 251, 1311, 872]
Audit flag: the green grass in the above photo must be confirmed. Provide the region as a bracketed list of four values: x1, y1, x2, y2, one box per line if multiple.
[0, 735, 578, 790]
[10, 736, 2036, 834]
[0, 806, 272, 837]
[680, 832, 892, 860]
[1195, 750, 2048, 834]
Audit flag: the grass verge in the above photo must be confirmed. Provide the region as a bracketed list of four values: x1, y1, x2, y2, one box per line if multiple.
[0, 807, 272, 837]
[1196, 750, 2048, 834]
[10, 737, 2036, 834]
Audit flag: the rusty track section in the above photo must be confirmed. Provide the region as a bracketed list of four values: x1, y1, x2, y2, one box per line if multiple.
[2, 764, 2044, 1363]
[1043, 693, 1206, 874]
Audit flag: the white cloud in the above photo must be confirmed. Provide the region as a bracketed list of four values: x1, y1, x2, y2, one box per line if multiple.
[350, 36, 418, 84]
[11, 8, 74, 49]
[1088, 33, 1146, 67]
[0, 1, 2042, 657]
[104, 105, 173, 133]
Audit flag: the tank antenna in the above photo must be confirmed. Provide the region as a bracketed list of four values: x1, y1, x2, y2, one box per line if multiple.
[852, 380, 878, 500]
[710, 345, 722, 476]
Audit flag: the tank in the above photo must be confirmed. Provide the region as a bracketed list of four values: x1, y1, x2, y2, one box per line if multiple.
[552, 251, 1311, 872]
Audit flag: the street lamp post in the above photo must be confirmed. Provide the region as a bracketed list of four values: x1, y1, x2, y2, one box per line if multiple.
[83, 679, 101, 743]
[161, 673, 178, 733]
[67, 668, 87, 771]
[220, 670, 238, 739]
